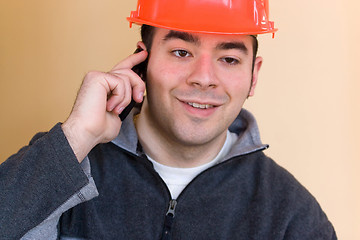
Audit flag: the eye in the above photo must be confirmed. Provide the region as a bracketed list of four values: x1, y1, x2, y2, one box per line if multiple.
[172, 49, 191, 58]
[221, 57, 240, 65]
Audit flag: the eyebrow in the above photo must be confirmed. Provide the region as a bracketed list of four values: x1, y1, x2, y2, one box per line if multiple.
[216, 42, 249, 55]
[163, 30, 200, 45]
[163, 30, 249, 55]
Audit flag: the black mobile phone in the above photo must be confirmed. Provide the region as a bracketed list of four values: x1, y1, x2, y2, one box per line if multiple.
[119, 48, 148, 121]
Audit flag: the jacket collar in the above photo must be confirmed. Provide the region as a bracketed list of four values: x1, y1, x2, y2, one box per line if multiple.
[111, 108, 268, 159]
[225, 109, 268, 161]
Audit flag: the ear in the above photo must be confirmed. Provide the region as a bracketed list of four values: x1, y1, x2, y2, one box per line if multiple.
[137, 41, 147, 51]
[248, 56, 263, 97]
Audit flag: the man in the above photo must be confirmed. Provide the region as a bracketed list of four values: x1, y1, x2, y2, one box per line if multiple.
[0, 0, 336, 239]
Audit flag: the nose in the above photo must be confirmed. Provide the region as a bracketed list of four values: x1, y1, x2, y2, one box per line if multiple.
[186, 54, 218, 89]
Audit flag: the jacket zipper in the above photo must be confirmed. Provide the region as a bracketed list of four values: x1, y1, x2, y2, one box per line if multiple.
[129, 147, 267, 239]
[161, 199, 177, 240]
[130, 154, 176, 239]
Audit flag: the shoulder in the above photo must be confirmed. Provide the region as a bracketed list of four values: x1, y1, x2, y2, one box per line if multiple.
[239, 151, 337, 239]
[240, 151, 316, 205]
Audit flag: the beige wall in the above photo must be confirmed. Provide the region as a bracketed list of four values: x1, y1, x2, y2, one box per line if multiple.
[0, 0, 359, 238]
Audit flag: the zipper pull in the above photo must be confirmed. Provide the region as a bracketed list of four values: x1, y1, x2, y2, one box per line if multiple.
[166, 199, 177, 217]
[161, 200, 177, 240]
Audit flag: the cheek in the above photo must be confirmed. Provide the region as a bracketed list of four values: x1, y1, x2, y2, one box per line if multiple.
[146, 62, 178, 104]
[147, 58, 188, 89]
[220, 71, 252, 98]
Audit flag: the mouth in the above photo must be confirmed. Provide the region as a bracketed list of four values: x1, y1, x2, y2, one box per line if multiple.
[186, 102, 215, 109]
[179, 98, 220, 118]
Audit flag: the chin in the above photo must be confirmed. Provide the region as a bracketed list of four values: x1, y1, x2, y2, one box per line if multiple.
[170, 124, 225, 147]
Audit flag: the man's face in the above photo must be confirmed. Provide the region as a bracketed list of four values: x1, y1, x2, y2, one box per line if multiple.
[141, 28, 262, 148]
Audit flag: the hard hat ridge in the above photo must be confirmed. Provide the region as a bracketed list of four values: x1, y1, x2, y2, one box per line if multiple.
[127, 0, 277, 36]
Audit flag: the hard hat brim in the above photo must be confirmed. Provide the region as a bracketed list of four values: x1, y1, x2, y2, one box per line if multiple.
[127, 17, 278, 36]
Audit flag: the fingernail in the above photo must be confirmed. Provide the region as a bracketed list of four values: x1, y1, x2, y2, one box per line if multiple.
[138, 92, 144, 101]
[118, 106, 125, 113]
[108, 104, 115, 112]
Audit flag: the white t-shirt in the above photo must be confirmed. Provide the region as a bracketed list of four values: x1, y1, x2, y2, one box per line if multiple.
[147, 130, 237, 199]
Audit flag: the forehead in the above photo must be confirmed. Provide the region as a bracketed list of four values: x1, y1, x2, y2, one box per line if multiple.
[152, 27, 253, 52]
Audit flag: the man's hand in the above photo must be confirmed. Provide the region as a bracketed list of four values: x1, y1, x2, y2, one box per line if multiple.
[62, 45, 148, 162]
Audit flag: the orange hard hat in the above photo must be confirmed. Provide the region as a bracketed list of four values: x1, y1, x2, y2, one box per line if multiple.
[127, 0, 277, 36]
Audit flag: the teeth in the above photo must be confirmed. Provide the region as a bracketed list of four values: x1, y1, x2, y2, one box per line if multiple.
[187, 102, 214, 109]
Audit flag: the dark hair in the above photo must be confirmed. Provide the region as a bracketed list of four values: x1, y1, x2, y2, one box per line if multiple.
[141, 25, 156, 53]
[140, 24, 258, 70]
[250, 35, 258, 72]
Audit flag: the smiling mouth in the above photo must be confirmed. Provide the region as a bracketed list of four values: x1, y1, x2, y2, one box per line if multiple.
[187, 102, 215, 109]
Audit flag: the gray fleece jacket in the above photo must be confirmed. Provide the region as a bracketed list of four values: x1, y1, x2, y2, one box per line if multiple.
[0, 109, 336, 239]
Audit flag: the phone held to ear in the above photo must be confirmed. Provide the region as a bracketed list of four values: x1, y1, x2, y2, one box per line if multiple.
[119, 48, 148, 121]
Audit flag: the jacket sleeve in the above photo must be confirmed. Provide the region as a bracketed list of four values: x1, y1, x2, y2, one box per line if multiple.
[284, 196, 337, 240]
[0, 123, 98, 239]
[278, 169, 338, 239]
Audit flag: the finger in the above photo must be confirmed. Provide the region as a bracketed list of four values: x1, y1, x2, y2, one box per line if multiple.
[131, 81, 145, 103]
[111, 69, 146, 103]
[104, 72, 130, 110]
[106, 79, 126, 112]
[110, 76, 133, 114]
[110, 48, 148, 72]
[105, 69, 146, 114]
